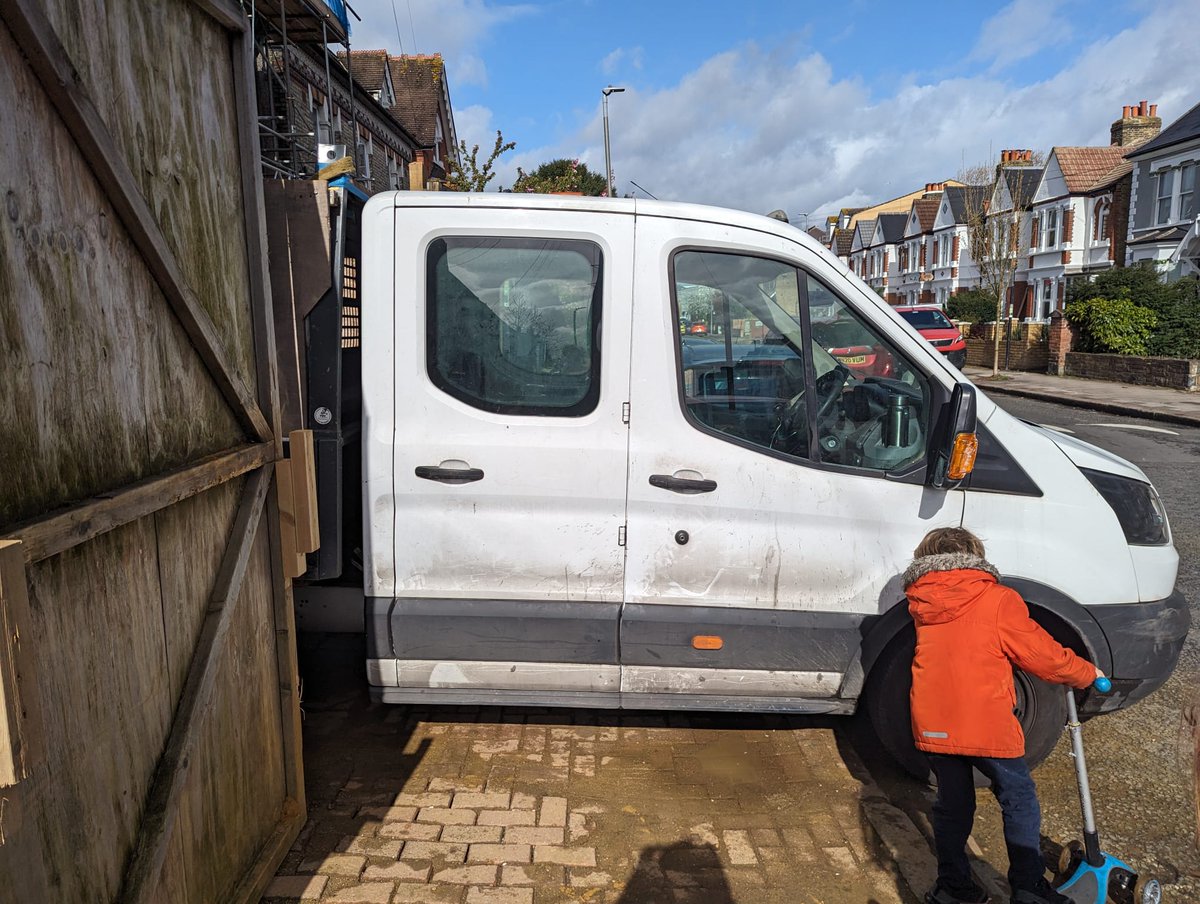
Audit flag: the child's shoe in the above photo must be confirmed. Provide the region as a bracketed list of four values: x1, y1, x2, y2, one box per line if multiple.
[925, 879, 990, 904]
[1010, 878, 1072, 904]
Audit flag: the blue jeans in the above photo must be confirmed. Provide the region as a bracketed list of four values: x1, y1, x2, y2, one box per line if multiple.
[927, 754, 1046, 894]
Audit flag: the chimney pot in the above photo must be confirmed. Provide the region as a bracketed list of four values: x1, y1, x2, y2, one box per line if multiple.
[1150, 104, 1158, 117]
[1122, 105, 1130, 118]
[1140, 100, 1148, 116]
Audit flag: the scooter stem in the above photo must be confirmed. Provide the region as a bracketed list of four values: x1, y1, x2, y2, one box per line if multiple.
[1065, 684, 1104, 867]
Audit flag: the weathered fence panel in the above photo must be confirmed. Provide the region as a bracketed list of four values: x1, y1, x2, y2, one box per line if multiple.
[0, 0, 303, 901]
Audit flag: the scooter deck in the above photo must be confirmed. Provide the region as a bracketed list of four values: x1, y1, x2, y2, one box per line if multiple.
[1057, 851, 1135, 903]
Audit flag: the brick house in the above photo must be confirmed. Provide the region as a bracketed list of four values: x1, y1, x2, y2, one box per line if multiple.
[926, 185, 990, 303]
[848, 219, 876, 281]
[388, 54, 460, 188]
[988, 158, 1043, 319]
[894, 190, 944, 306]
[862, 213, 907, 301]
[1125, 99, 1200, 276]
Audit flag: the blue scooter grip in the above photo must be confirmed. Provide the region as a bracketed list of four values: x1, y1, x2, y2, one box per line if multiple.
[1094, 676, 1111, 693]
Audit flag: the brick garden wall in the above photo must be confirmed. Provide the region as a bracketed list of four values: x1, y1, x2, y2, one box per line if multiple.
[965, 321, 1049, 371]
[1064, 353, 1200, 391]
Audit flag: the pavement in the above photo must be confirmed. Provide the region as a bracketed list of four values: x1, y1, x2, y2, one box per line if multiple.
[963, 366, 1200, 426]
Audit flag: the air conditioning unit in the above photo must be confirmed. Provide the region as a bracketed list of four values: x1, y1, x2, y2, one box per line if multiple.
[317, 144, 347, 167]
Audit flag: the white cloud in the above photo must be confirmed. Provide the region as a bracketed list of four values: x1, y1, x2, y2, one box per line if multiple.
[970, 0, 1074, 73]
[601, 47, 644, 76]
[521, 0, 1194, 220]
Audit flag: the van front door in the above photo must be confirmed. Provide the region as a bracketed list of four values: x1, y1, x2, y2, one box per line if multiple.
[621, 218, 964, 708]
[367, 208, 634, 703]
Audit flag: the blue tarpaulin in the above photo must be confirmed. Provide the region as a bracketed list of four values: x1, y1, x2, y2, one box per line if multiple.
[320, 0, 350, 35]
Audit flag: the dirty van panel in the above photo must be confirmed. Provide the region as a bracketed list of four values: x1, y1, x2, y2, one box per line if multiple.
[622, 218, 964, 696]
[361, 208, 637, 687]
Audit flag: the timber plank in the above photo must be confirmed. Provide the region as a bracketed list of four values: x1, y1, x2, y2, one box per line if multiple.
[0, 541, 42, 787]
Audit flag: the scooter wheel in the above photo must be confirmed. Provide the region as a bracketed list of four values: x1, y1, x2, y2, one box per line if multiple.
[1133, 874, 1162, 904]
[1056, 840, 1082, 879]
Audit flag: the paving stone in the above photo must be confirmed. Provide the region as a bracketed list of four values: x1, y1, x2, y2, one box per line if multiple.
[465, 887, 533, 904]
[442, 825, 504, 844]
[468, 843, 532, 863]
[538, 797, 567, 827]
[429, 777, 485, 793]
[380, 822, 443, 841]
[502, 826, 564, 845]
[359, 806, 420, 822]
[568, 869, 612, 888]
[453, 791, 511, 809]
[325, 884, 396, 903]
[401, 841, 468, 862]
[532, 846, 595, 867]
[722, 831, 758, 866]
[431, 864, 500, 885]
[824, 845, 859, 872]
[510, 793, 537, 809]
[395, 792, 454, 808]
[337, 836, 405, 858]
[263, 874, 327, 901]
[499, 863, 564, 887]
[391, 885, 466, 903]
[751, 828, 782, 847]
[419, 807, 479, 825]
[297, 854, 365, 877]
[363, 861, 432, 882]
[477, 809, 537, 827]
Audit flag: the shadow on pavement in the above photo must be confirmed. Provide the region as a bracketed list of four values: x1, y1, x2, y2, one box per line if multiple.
[615, 840, 735, 904]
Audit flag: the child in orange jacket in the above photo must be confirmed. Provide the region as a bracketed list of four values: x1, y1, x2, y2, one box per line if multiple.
[904, 527, 1102, 904]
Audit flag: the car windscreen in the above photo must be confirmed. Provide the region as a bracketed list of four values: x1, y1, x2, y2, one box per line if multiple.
[898, 309, 953, 330]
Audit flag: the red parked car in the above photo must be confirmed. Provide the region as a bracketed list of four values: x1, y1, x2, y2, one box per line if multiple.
[894, 305, 967, 369]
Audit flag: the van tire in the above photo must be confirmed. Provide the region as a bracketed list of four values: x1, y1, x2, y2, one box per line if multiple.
[866, 630, 1066, 783]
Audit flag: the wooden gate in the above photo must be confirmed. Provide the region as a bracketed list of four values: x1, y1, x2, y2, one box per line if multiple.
[0, 0, 304, 900]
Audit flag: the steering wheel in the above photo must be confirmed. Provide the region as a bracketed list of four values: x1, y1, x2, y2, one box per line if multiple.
[771, 364, 850, 453]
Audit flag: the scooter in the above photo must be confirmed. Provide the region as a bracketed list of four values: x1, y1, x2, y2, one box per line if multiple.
[1056, 677, 1162, 904]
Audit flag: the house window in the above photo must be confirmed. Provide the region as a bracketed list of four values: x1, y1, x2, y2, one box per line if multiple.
[315, 100, 333, 145]
[1180, 163, 1196, 222]
[1156, 169, 1174, 224]
[1095, 201, 1109, 242]
[433, 117, 445, 166]
[1044, 208, 1058, 248]
[939, 237, 950, 267]
[357, 137, 371, 180]
[388, 154, 401, 190]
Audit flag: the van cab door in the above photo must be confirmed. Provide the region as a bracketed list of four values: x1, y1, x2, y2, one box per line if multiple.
[621, 215, 964, 706]
[365, 204, 634, 699]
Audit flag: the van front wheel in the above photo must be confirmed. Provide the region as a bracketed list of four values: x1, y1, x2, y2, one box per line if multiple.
[865, 632, 1066, 782]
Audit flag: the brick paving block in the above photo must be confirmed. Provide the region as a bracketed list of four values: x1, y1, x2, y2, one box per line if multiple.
[721, 831, 757, 866]
[499, 863, 564, 887]
[420, 807, 479, 825]
[431, 864, 500, 885]
[533, 846, 596, 867]
[569, 870, 612, 888]
[511, 792, 537, 810]
[429, 777, 485, 793]
[823, 846, 858, 872]
[442, 825, 504, 844]
[750, 828, 782, 847]
[338, 835, 404, 858]
[781, 827, 817, 861]
[263, 874, 327, 901]
[298, 854, 366, 878]
[359, 805, 420, 823]
[325, 884, 396, 903]
[380, 822, 443, 841]
[466, 887, 533, 904]
[453, 791, 511, 809]
[538, 797, 567, 827]
[363, 861, 433, 882]
[396, 792, 454, 808]
[392, 887, 465, 903]
[478, 809, 537, 827]
[468, 843, 532, 864]
[401, 841, 469, 862]
[567, 813, 589, 842]
[502, 826, 564, 845]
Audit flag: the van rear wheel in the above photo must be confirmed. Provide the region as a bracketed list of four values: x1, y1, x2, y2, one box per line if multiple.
[866, 631, 1066, 783]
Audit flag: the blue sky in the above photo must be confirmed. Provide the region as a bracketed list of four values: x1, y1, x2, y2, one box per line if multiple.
[350, 0, 1196, 221]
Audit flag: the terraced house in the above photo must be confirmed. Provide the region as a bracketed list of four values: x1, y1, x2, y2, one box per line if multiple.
[1125, 99, 1200, 275]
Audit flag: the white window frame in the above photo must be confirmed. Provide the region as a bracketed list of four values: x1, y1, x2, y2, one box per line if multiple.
[357, 135, 371, 180]
[433, 116, 445, 166]
[1156, 169, 1175, 224]
[1095, 200, 1109, 244]
[1044, 208, 1058, 249]
[1180, 163, 1196, 222]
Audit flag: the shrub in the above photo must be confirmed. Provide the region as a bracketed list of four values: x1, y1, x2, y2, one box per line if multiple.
[1065, 295, 1157, 355]
[946, 289, 998, 323]
[1070, 265, 1200, 359]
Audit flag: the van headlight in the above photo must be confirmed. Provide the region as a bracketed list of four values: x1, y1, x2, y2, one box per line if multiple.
[1080, 468, 1170, 546]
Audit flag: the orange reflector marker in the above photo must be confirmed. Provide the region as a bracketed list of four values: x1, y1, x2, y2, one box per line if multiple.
[692, 635, 724, 651]
[947, 432, 979, 480]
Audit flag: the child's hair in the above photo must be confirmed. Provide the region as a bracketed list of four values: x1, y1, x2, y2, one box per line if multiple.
[914, 527, 985, 559]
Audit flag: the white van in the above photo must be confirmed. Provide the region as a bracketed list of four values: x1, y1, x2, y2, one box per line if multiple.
[357, 192, 1188, 773]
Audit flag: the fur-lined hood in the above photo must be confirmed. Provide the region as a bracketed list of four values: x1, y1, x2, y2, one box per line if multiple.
[904, 553, 1002, 626]
[902, 552, 999, 589]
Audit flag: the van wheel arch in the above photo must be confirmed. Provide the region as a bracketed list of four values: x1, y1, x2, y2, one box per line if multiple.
[861, 590, 1103, 781]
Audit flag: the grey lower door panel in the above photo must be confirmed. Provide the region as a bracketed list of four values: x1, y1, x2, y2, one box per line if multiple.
[367, 597, 621, 663]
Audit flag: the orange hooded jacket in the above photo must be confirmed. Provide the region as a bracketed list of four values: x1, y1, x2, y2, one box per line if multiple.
[904, 553, 1096, 758]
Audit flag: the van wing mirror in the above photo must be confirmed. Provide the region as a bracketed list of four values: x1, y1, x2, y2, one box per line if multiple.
[928, 383, 978, 489]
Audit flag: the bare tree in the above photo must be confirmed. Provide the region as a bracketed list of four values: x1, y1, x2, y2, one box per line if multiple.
[958, 151, 1044, 376]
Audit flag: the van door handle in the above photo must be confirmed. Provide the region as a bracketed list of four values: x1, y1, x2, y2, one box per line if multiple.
[649, 474, 717, 494]
[415, 466, 485, 484]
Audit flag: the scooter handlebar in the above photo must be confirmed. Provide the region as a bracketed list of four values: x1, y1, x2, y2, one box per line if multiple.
[1093, 676, 1112, 693]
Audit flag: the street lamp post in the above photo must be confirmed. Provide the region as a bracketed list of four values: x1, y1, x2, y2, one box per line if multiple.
[602, 86, 625, 197]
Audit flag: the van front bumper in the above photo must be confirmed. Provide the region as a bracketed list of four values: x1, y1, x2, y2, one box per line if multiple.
[1079, 588, 1190, 715]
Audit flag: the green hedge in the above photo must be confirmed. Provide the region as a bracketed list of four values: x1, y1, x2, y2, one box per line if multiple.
[1069, 264, 1200, 358]
[946, 289, 999, 324]
[1065, 296, 1157, 355]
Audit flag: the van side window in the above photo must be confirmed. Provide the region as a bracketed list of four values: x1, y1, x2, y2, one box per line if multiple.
[806, 275, 929, 472]
[674, 251, 810, 458]
[427, 237, 602, 416]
